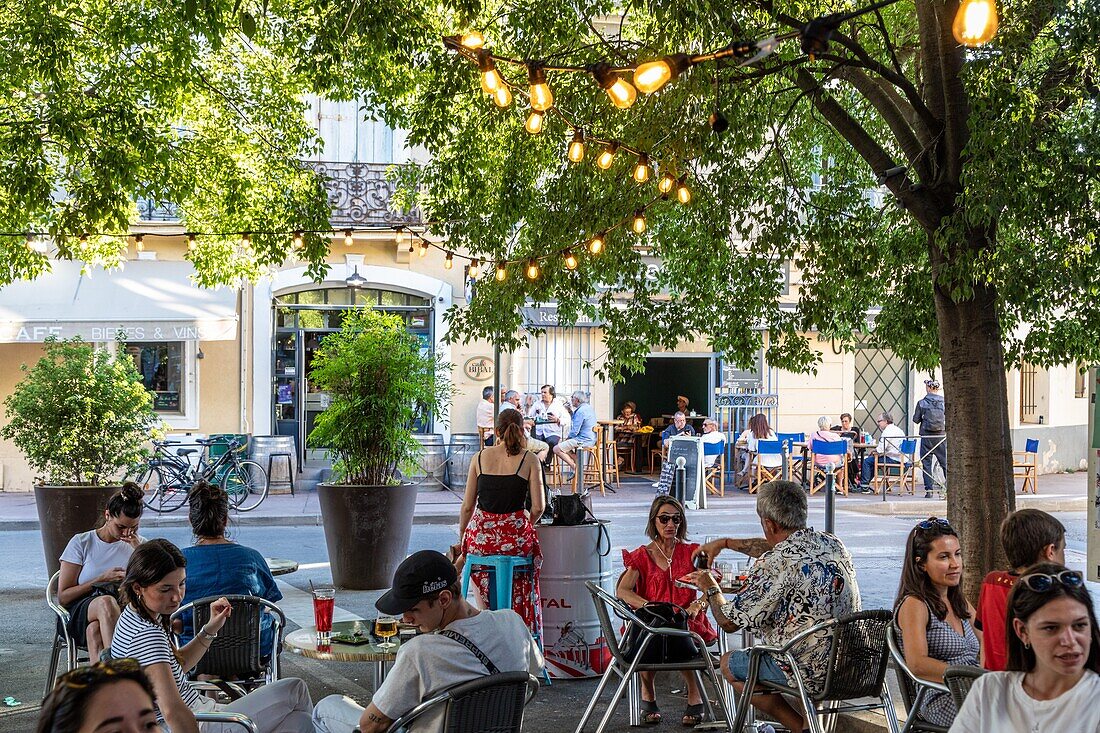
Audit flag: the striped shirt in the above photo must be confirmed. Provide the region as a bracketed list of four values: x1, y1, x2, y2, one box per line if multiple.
[111, 605, 200, 716]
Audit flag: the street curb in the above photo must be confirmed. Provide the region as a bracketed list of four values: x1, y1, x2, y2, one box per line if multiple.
[0, 513, 461, 531]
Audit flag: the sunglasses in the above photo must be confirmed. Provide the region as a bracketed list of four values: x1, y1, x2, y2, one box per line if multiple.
[656, 514, 683, 525]
[57, 658, 142, 690]
[916, 517, 953, 531]
[1020, 570, 1084, 593]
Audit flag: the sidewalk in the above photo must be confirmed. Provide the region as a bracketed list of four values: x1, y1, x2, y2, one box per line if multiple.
[0, 471, 1086, 530]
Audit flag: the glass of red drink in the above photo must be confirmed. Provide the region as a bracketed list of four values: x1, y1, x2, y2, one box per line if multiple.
[312, 585, 336, 644]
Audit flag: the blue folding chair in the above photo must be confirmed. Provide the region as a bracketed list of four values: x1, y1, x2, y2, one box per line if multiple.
[1013, 438, 1039, 493]
[873, 438, 918, 495]
[777, 432, 807, 484]
[704, 439, 726, 496]
[751, 440, 785, 493]
[809, 439, 849, 495]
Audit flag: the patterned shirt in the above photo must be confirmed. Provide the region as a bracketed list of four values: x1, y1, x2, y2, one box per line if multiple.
[719, 527, 861, 690]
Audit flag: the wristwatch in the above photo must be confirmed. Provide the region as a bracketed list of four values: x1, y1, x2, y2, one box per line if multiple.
[705, 586, 722, 600]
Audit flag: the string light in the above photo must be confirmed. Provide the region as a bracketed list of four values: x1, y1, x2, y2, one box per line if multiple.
[633, 154, 651, 183]
[460, 31, 485, 49]
[657, 170, 677, 194]
[527, 64, 553, 111]
[953, 0, 998, 45]
[587, 234, 605, 255]
[676, 176, 692, 204]
[292, 231, 303, 249]
[525, 259, 540, 280]
[524, 109, 545, 135]
[495, 262, 507, 281]
[241, 232, 251, 249]
[493, 85, 513, 108]
[444, 251, 454, 269]
[469, 258, 481, 279]
[596, 142, 619, 170]
[563, 249, 578, 270]
[632, 210, 647, 234]
[344, 229, 353, 246]
[633, 54, 692, 94]
[188, 232, 198, 250]
[477, 51, 505, 95]
[567, 129, 586, 163]
[135, 234, 144, 252]
[590, 63, 637, 109]
[418, 240, 429, 257]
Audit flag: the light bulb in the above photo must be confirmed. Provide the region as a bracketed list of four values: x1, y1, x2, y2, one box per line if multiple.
[418, 241, 428, 257]
[525, 259, 540, 280]
[524, 109, 545, 135]
[591, 63, 637, 109]
[444, 252, 454, 269]
[658, 170, 676, 194]
[495, 262, 507, 281]
[563, 249, 578, 270]
[587, 234, 604, 255]
[528, 65, 553, 111]
[292, 231, 303, 249]
[677, 180, 691, 205]
[632, 210, 647, 234]
[344, 229, 353, 246]
[79, 233, 88, 245]
[953, 0, 998, 46]
[460, 31, 485, 49]
[478, 52, 504, 94]
[567, 129, 585, 163]
[188, 233, 198, 251]
[492, 85, 512, 108]
[633, 154, 651, 183]
[135, 234, 144, 252]
[633, 54, 691, 94]
[596, 142, 619, 170]
[469, 259, 480, 279]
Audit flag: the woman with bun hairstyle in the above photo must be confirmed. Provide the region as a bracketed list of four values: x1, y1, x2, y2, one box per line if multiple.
[458, 407, 545, 637]
[57, 483, 145, 660]
[178, 480, 282, 656]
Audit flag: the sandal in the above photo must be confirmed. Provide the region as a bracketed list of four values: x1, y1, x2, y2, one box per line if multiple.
[639, 699, 662, 724]
[682, 703, 706, 727]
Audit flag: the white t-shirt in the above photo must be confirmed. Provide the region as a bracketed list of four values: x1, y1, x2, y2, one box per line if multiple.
[530, 399, 570, 440]
[371, 609, 542, 731]
[60, 529, 145, 585]
[877, 424, 907, 460]
[948, 670, 1100, 733]
[738, 429, 782, 467]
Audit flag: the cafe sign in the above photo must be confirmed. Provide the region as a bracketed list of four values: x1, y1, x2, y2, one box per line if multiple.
[463, 356, 494, 381]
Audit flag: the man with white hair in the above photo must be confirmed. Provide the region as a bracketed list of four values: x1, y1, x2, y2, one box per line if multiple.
[856, 411, 907, 493]
[552, 390, 596, 474]
[500, 390, 549, 463]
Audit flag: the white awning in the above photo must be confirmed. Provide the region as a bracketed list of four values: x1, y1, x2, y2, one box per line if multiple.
[0, 260, 239, 342]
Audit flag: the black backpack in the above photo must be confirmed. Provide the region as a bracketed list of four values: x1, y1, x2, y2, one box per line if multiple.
[918, 397, 946, 433]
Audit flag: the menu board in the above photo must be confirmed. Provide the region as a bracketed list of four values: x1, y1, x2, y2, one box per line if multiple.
[667, 437, 705, 511]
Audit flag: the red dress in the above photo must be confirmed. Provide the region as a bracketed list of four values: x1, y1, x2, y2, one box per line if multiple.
[621, 542, 717, 643]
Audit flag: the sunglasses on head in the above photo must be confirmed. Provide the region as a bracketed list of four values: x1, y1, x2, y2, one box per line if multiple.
[1020, 570, 1084, 593]
[57, 658, 141, 690]
[656, 514, 682, 525]
[916, 517, 953, 532]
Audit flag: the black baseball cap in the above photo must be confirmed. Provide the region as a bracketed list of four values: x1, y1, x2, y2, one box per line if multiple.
[375, 550, 458, 615]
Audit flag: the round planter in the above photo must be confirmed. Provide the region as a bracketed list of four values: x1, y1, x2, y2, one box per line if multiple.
[316, 482, 418, 590]
[35, 484, 122, 578]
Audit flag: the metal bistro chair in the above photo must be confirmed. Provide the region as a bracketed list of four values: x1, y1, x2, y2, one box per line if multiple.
[1013, 438, 1039, 493]
[887, 625, 950, 733]
[194, 712, 259, 732]
[384, 671, 538, 733]
[575, 581, 733, 733]
[943, 665, 985, 713]
[730, 610, 900, 733]
[45, 571, 91, 697]
[171, 594, 287, 694]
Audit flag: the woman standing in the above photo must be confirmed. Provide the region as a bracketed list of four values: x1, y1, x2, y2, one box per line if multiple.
[617, 495, 716, 726]
[894, 518, 981, 728]
[179, 481, 282, 656]
[458, 408, 545, 638]
[949, 563, 1100, 732]
[110, 539, 313, 733]
[57, 484, 145, 661]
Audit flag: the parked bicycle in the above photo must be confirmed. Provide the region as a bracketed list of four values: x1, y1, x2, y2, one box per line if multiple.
[132, 437, 268, 513]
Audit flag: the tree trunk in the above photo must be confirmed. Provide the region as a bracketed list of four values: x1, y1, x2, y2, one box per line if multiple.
[933, 246, 1016, 602]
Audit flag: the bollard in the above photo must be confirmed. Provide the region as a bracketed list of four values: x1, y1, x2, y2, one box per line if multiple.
[673, 456, 687, 503]
[825, 472, 835, 534]
[781, 445, 789, 481]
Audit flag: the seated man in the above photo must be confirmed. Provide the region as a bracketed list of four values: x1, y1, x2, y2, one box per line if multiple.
[661, 412, 696, 444]
[313, 550, 543, 733]
[499, 390, 549, 463]
[688, 480, 861, 733]
[857, 411, 907, 492]
[553, 390, 597, 475]
[475, 386, 496, 446]
[699, 418, 725, 467]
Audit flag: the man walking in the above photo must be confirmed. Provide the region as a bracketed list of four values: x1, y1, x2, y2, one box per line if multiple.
[913, 378, 947, 499]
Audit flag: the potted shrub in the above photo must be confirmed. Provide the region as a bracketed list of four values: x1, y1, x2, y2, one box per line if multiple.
[309, 307, 452, 589]
[2, 336, 159, 576]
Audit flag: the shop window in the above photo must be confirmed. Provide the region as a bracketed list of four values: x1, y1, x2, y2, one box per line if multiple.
[126, 342, 186, 414]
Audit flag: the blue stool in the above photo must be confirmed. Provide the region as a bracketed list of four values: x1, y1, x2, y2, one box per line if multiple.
[462, 553, 550, 684]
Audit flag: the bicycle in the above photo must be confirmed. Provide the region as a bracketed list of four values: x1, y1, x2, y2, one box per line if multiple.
[132, 437, 269, 513]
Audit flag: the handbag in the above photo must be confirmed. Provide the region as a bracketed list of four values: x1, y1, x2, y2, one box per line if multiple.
[550, 493, 591, 526]
[618, 601, 699, 664]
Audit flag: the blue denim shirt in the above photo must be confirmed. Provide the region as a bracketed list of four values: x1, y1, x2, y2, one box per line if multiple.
[567, 403, 597, 446]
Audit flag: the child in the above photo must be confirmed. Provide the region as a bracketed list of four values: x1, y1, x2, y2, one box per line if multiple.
[975, 509, 1066, 670]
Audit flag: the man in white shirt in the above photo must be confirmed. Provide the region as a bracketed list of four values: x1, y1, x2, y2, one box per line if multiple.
[529, 384, 570, 465]
[500, 390, 550, 463]
[475, 386, 496, 446]
[856, 411, 908, 492]
[313, 551, 543, 733]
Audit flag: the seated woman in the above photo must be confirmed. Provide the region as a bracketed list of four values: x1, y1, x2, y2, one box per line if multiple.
[615, 401, 643, 470]
[949, 563, 1100, 732]
[809, 415, 845, 487]
[111, 539, 314, 733]
[894, 518, 980, 728]
[617, 495, 716, 726]
[735, 412, 779, 488]
[617, 400, 643, 429]
[178, 480, 282, 657]
[37, 657, 158, 733]
[57, 483, 145, 661]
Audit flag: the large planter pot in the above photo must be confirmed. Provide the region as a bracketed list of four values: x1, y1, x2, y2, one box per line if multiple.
[316, 482, 418, 590]
[35, 484, 121, 577]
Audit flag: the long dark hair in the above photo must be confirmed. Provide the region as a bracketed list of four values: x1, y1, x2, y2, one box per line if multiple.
[495, 407, 527, 456]
[1006, 562, 1100, 673]
[103, 482, 144, 522]
[747, 413, 771, 439]
[120, 539, 186, 634]
[188, 479, 229, 539]
[37, 660, 155, 733]
[894, 518, 970, 621]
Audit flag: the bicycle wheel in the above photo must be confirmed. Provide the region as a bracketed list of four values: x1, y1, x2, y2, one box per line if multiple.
[133, 465, 189, 513]
[222, 460, 268, 512]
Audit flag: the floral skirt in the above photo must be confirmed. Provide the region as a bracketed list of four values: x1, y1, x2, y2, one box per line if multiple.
[462, 508, 542, 638]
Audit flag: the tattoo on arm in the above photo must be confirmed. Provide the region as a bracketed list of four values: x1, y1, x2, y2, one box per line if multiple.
[367, 713, 385, 723]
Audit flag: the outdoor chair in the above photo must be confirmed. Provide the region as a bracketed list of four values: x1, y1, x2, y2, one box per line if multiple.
[171, 594, 286, 694]
[45, 571, 90, 698]
[872, 439, 918, 495]
[649, 442, 667, 473]
[750, 440, 785, 493]
[478, 426, 493, 449]
[575, 424, 606, 495]
[575, 581, 733, 733]
[730, 610, 900, 733]
[887, 625, 950, 733]
[777, 432, 806, 484]
[704, 441, 726, 497]
[943, 665, 985, 711]
[600, 428, 621, 491]
[384, 671, 538, 733]
[194, 711, 259, 732]
[1013, 438, 1039, 493]
[809, 439, 849, 496]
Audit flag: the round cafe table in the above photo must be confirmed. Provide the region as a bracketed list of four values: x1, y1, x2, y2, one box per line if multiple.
[284, 620, 401, 688]
[264, 557, 299, 576]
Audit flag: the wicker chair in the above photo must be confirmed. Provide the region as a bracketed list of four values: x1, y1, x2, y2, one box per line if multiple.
[384, 671, 538, 733]
[943, 665, 985, 711]
[886, 625, 950, 733]
[730, 610, 900, 733]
